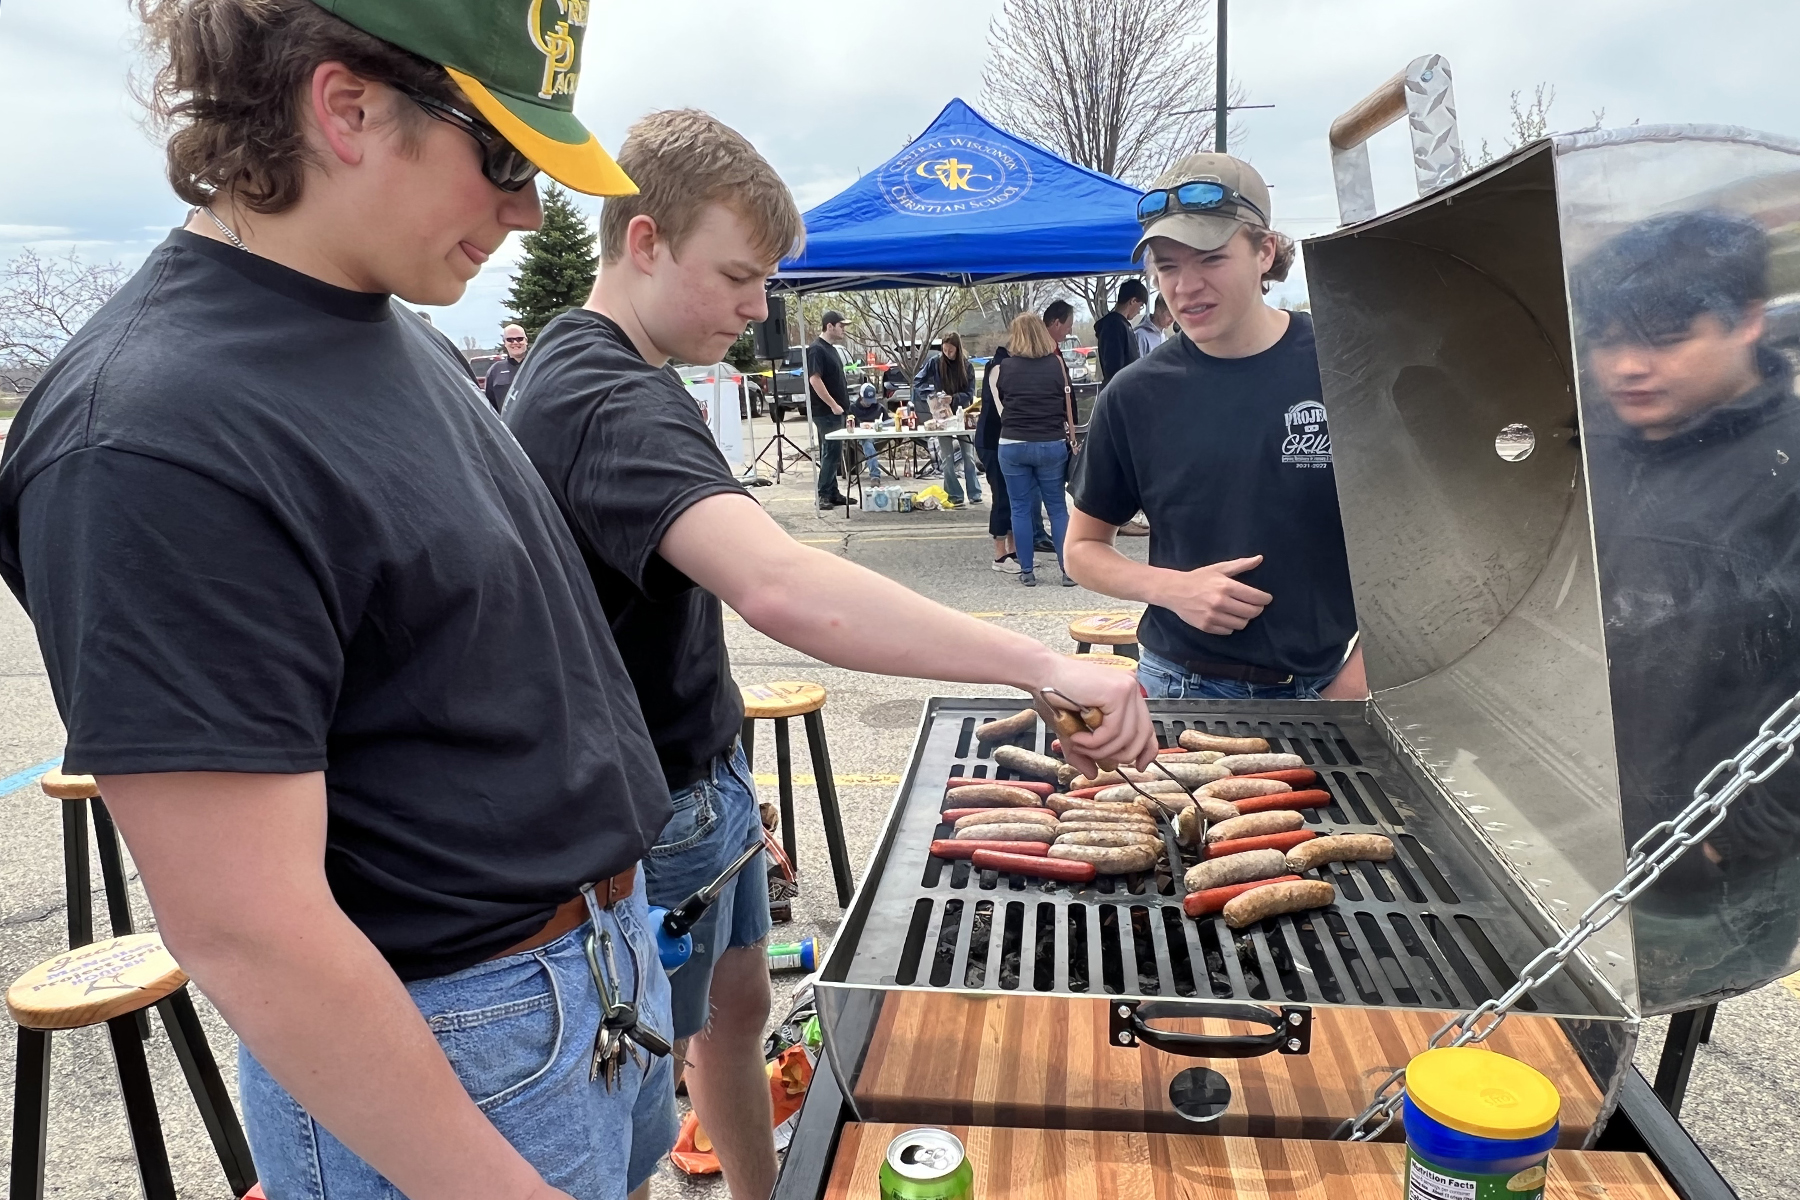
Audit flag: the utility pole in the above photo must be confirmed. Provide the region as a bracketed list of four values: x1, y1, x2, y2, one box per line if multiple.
[1215, 0, 1229, 152]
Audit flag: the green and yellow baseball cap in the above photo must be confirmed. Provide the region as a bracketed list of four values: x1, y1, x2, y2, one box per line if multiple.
[311, 0, 635, 196]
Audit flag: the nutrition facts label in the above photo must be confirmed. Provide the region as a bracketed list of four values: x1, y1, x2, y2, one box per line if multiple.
[1406, 1161, 1477, 1200]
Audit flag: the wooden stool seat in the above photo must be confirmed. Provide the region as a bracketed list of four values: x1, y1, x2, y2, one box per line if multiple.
[741, 680, 828, 720]
[40, 769, 100, 800]
[1066, 652, 1140, 671]
[7, 934, 187, 1031]
[1067, 612, 1140, 646]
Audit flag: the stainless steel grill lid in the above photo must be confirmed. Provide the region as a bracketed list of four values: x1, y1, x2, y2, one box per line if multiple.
[1305, 124, 1800, 1015]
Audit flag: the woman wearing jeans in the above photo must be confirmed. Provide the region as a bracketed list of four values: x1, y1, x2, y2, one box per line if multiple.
[913, 333, 984, 506]
[991, 312, 1077, 587]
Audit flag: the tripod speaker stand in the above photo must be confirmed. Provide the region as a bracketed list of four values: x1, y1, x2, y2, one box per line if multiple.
[748, 297, 813, 482]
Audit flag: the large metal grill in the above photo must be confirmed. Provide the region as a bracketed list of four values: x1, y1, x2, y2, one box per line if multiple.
[824, 698, 1610, 1017]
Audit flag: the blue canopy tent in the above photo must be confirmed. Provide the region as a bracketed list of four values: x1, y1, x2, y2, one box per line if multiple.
[773, 99, 1145, 293]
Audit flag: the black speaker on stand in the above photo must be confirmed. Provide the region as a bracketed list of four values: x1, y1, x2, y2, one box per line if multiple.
[749, 292, 812, 482]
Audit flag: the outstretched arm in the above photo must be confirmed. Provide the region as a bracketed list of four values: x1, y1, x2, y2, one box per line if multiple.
[660, 493, 1157, 774]
[1062, 507, 1271, 635]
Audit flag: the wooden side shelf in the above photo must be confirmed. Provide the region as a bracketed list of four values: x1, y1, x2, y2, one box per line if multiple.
[824, 1123, 1678, 1199]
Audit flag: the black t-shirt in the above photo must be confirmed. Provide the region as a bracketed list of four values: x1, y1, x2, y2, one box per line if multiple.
[1094, 310, 1140, 382]
[0, 232, 670, 981]
[505, 310, 748, 792]
[484, 353, 521, 412]
[995, 354, 1069, 442]
[805, 337, 848, 420]
[1069, 313, 1357, 677]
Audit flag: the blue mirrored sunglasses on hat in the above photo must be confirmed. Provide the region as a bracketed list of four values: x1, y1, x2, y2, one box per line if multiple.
[1136, 179, 1268, 228]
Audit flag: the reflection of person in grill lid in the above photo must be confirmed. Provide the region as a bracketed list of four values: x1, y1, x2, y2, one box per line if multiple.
[1575, 210, 1800, 1009]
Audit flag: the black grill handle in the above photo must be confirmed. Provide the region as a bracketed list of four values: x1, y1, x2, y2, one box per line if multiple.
[1109, 999, 1311, 1059]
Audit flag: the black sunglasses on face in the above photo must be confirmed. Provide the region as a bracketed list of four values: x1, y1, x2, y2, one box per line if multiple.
[504, 336, 527, 344]
[1136, 179, 1268, 228]
[401, 88, 539, 193]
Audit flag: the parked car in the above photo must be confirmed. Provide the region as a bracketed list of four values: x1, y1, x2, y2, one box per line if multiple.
[467, 353, 503, 386]
[1061, 346, 1093, 384]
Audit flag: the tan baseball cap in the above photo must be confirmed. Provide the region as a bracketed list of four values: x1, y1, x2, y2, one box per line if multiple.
[1132, 153, 1272, 260]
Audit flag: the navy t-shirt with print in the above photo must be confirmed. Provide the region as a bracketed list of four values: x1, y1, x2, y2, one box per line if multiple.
[1068, 312, 1357, 678]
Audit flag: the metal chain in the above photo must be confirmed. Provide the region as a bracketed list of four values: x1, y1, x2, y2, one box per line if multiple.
[1333, 686, 1800, 1142]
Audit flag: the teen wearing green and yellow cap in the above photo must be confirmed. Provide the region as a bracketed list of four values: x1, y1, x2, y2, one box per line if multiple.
[0, 3, 675, 1198]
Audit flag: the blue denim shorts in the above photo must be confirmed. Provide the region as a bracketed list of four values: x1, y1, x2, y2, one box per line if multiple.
[644, 744, 771, 1041]
[239, 876, 679, 1199]
[1137, 646, 1337, 701]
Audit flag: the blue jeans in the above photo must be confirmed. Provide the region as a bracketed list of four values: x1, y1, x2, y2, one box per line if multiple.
[935, 435, 982, 504]
[1137, 646, 1337, 700]
[814, 410, 845, 501]
[998, 440, 1070, 573]
[859, 439, 883, 480]
[644, 745, 771, 1040]
[239, 876, 678, 1199]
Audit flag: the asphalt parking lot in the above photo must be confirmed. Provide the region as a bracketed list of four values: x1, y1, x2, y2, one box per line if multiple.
[0, 441, 1796, 1198]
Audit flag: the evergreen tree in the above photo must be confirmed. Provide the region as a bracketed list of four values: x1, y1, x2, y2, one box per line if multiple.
[504, 185, 597, 336]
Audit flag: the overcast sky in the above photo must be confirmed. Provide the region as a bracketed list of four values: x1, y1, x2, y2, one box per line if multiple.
[8, 0, 1800, 348]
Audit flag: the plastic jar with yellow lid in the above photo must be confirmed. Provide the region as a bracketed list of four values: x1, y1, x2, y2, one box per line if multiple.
[1402, 1046, 1561, 1199]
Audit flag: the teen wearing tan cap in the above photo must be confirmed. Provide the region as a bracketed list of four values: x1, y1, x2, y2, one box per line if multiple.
[505, 109, 1159, 1200]
[1064, 153, 1368, 700]
[0, 3, 677, 1198]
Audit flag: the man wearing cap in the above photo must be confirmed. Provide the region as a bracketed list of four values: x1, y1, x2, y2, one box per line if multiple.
[0, 3, 677, 1198]
[485, 322, 531, 412]
[1064, 153, 1367, 700]
[807, 311, 853, 509]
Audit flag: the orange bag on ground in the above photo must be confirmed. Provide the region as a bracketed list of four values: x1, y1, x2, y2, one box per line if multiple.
[669, 1044, 815, 1175]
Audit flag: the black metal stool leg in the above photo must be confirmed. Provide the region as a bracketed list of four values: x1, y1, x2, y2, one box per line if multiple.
[1075, 640, 1091, 654]
[1652, 1005, 1710, 1117]
[10, 1027, 50, 1200]
[1121, 643, 1139, 661]
[60, 799, 93, 949]
[107, 1014, 177, 1200]
[90, 799, 136, 938]
[802, 710, 854, 907]
[1696, 1001, 1718, 1044]
[775, 717, 797, 873]
[158, 988, 257, 1196]
[741, 718, 756, 771]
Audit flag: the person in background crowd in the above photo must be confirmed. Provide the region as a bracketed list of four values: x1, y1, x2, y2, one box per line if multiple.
[1574, 209, 1800, 1010]
[1134, 296, 1174, 358]
[991, 312, 1078, 587]
[807, 311, 852, 509]
[1094, 278, 1148, 382]
[505, 110, 1161, 1200]
[0, 2, 679, 1197]
[914, 332, 982, 507]
[1065, 152, 1366, 701]
[484, 322, 528, 412]
[851, 379, 886, 482]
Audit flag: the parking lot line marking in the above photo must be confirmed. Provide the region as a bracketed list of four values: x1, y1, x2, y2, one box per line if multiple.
[1782, 971, 1800, 1002]
[752, 773, 902, 788]
[0, 755, 65, 796]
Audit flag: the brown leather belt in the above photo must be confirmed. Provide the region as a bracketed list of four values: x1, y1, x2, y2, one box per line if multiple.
[488, 865, 637, 961]
[1179, 658, 1295, 686]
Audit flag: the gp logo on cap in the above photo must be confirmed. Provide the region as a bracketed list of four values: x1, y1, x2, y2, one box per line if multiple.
[529, 0, 585, 100]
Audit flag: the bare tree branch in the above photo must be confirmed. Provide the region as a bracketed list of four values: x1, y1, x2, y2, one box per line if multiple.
[840, 288, 976, 381]
[0, 248, 128, 391]
[981, 0, 1244, 316]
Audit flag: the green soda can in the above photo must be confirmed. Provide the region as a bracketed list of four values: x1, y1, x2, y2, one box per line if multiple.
[879, 1128, 973, 1200]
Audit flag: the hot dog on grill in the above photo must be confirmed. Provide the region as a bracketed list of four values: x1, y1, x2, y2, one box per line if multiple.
[1285, 834, 1395, 872]
[971, 848, 1095, 881]
[1183, 875, 1304, 916]
[1216, 753, 1307, 775]
[1203, 829, 1316, 858]
[1205, 810, 1304, 844]
[992, 745, 1078, 786]
[1233, 789, 1333, 815]
[1054, 829, 1160, 848]
[1049, 843, 1160, 874]
[1239, 768, 1318, 786]
[931, 839, 1051, 859]
[954, 822, 1062, 841]
[954, 808, 1059, 831]
[1222, 879, 1336, 928]
[1183, 848, 1288, 892]
[943, 783, 1045, 807]
[1177, 731, 1271, 755]
[1198, 778, 1292, 801]
[973, 709, 1039, 744]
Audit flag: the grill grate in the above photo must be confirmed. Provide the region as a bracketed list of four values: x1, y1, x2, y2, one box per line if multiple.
[828, 700, 1603, 1016]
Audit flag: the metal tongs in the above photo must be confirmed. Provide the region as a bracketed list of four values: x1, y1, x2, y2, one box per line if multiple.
[1035, 687, 1205, 810]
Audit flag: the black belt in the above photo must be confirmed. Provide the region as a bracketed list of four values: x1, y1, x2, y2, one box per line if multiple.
[1178, 658, 1295, 686]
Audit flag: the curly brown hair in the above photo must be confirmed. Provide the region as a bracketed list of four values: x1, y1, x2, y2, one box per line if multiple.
[1248, 225, 1297, 289]
[134, 0, 460, 214]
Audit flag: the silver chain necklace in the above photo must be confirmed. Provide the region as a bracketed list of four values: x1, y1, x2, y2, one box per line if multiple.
[199, 206, 247, 251]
